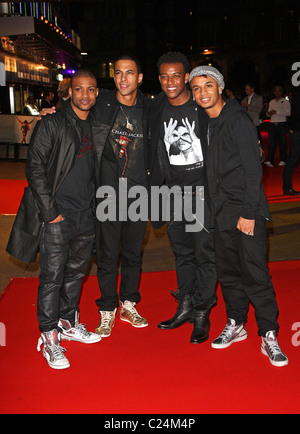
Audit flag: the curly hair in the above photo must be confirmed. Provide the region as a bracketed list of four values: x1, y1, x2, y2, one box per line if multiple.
[157, 52, 190, 74]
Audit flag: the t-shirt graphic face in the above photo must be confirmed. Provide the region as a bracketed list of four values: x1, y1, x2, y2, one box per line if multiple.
[161, 93, 204, 188]
[164, 117, 203, 166]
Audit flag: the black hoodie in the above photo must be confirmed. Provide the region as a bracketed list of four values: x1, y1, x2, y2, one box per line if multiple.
[203, 99, 270, 231]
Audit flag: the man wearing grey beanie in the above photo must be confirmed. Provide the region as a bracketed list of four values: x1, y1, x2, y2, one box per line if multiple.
[189, 66, 288, 368]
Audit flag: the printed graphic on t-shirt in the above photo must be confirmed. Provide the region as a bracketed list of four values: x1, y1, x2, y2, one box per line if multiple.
[78, 133, 94, 158]
[164, 117, 203, 166]
[107, 103, 147, 187]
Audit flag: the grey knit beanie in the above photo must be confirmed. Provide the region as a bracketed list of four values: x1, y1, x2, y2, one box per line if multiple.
[189, 66, 225, 90]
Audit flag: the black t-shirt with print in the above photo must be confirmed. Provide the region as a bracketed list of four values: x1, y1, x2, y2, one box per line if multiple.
[102, 99, 147, 190]
[55, 114, 95, 213]
[161, 93, 204, 189]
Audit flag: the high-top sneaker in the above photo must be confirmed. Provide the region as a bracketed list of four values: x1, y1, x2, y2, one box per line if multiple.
[95, 309, 117, 337]
[120, 301, 148, 328]
[261, 331, 289, 367]
[37, 329, 70, 370]
[59, 312, 101, 344]
[211, 318, 247, 349]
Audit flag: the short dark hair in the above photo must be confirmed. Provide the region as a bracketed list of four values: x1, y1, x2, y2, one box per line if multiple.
[157, 52, 190, 74]
[71, 69, 97, 86]
[114, 54, 142, 74]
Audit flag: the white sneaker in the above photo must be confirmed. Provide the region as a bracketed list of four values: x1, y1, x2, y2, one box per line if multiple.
[261, 331, 289, 367]
[211, 318, 247, 349]
[278, 161, 286, 166]
[37, 329, 70, 370]
[264, 161, 274, 167]
[59, 312, 101, 344]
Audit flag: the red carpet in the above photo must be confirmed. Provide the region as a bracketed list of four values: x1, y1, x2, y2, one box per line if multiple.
[0, 262, 299, 414]
[0, 180, 28, 214]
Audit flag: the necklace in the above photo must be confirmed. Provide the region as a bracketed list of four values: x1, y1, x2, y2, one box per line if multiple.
[119, 101, 136, 132]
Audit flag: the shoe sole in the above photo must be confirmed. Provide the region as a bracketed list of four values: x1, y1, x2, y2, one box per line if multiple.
[61, 335, 101, 344]
[261, 346, 289, 367]
[43, 352, 70, 370]
[211, 333, 247, 349]
[190, 335, 209, 344]
[120, 317, 148, 328]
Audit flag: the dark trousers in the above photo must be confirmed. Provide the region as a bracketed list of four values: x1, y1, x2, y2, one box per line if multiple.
[37, 209, 95, 332]
[166, 195, 217, 308]
[267, 123, 288, 164]
[282, 130, 300, 190]
[96, 212, 147, 311]
[214, 217, 279, 336]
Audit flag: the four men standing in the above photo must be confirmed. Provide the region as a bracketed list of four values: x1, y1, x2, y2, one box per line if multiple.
[7, 53, 289, 370]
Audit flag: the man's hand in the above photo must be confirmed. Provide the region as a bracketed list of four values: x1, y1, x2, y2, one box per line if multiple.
[49, 214, 64, 224]
[38, 107, 56, 120]
[237, 217, 255, 236]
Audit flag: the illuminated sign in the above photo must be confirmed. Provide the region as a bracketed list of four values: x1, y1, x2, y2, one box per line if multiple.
[4, 55, 51, 85]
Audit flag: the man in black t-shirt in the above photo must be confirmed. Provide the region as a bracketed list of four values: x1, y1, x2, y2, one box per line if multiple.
[94, 56, 149, 338]
[149, 52, 217, 344]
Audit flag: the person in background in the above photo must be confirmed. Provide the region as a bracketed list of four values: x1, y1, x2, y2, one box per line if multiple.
[56, 78, 71, 110]
[40, 89, 55, 110]
[241, 82, 263, 144]
[23, 95, 39, 115]
[265, 85, 291, 168]
[282, 86, 300, 195]
[190, 65, 288, 368]
[224, 86, 239, 104]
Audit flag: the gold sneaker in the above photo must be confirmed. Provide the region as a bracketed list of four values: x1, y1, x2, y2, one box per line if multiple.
[95, 309, 116, 337]
[120, 301, 148, 328]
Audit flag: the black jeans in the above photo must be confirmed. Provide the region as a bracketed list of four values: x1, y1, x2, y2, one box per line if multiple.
[282, 130, 300, 190]
[166, 194, 217, 309]
[37, 209, 95, 332]
[96, 206, 147, 311]
[267, 122, 288, 164]
[214, 217, 279, 336]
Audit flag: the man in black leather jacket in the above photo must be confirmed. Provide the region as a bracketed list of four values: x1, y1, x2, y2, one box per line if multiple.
[7, 70, 103, 370]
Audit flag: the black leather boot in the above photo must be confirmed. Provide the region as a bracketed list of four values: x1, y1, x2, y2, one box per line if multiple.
[190, 306, 211, 344]
[158, 293, 194, 330]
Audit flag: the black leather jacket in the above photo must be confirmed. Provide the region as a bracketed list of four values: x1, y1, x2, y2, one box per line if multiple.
[6, 101, 106, 263]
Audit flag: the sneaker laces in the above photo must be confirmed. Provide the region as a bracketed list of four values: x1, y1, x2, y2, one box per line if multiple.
[48, 343, 67, 360]
[101, 311, 115, 328]
[73, 323, 91, 338]
[264, 337, 283, 357]
[219, 323, 237, 340]
[123, 301, 141, 318]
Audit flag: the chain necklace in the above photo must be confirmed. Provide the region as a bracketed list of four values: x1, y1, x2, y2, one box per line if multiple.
[119, 101, 137, 132]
